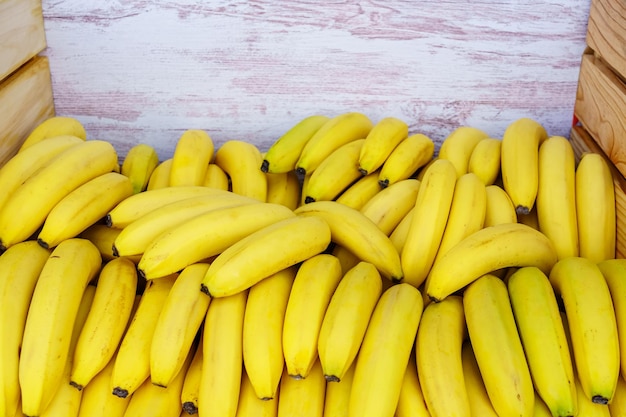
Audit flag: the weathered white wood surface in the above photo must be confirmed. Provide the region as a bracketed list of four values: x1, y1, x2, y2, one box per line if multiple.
[41, 0, 591, 158]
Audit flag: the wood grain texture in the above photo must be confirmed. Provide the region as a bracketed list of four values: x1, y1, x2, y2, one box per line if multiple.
[41, 0, 591, 158]
[586, 0, 626, 79]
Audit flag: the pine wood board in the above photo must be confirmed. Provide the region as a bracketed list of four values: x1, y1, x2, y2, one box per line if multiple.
[586, 0, 626, 80]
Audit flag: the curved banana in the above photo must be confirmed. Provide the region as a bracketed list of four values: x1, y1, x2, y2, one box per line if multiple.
[169, 129, 214, 187]
[283, 254, 343, 379]
[461, 342, 499, 417]
[323, 363, 355, 417]
[277, 359, 326, 417]
[121, 143, 160, 194]
[574, 376, 612, 417]
[265, 170, 301, 211]
[181, 334, 203, 415]
[438, 126, 490, 177]
[318, 262, 382, 382]
[389, 208, 413, 253]
[358, 116, 408, 175]
[401, 158, 457, 288]
[79, 224, 140, 263]
[261, 114, 330, 174]
[236, 368, 279, 417]
[467, 137, 502, 185]
[507, 266, 577, 417]
[294, 200, 403, 282]
[19, 116, 87, 152]
[395, 356, 431, 417]
[378, 133, 434, 187]
[18, 238, 102, 417]
[0, 140, 119, 251]
[331, 244, 360, 274]
[295, 112, 373, 176]
[500, 117, 548, 215]
[37, 172, 134, 249]
[214, 139, 268, 201]
[608, 375, 626, 417]
[334, 171, 382, 210]
[146, 158, 173, 191]
[549, 257, 619, 405]
[424, 222, 558, 302]
[484, 184, 517, 226]
[463, 274, 535, 417]
[597, 259, 626, 380]
[359, 178, 420, 236]
[203, 163, 230, 190]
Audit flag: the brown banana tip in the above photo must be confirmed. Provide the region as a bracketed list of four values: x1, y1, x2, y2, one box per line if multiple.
[378, 179, 389, 188]
[428, 294, 442, 303]
[288, 373, 304, 380]
[0, 242, 6, 254]
[182, 402, 199, 414]
[325, 375, 340, 383]
[200, 283, 211, 296]
[36, 238, 49, 249]
[304, 196, 315, 204]
[391, 276, 403, 284]
[112, 387, 129, 398]
[591, 395, 609, 405]
[104, 214, 113, 227]
[296, 167, 306, 176]
[69, 380, 83, 391]
[137, 268, 147, 281]
[358, 168, 368, 176]
[515, 205, 530, 216]
[111, 244, 119, 257]
[260, 396, 274, 401]
[260, 160, 270, 173]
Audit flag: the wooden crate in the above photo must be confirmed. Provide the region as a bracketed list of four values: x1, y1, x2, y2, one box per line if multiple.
[586, 0, 626, 80]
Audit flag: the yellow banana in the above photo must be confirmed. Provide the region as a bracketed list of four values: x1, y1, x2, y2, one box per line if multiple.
[19, 116, 87, 152]
[37, 172, 134, 249]
[331, 244, 360, 273]
[359, 178, 420, 236]
[265, 170, 301, 211]
[203, 163, 230, 190]
[181, 334, 203, 415]
[574, 376, 612, 417]
[483, 184, 517, 226]
[549, 256, 620, 404]
[463, 274, 535, 417]
[282, 254, 343, 379]
[467, 137, 502, 185]
[425, 222, 558, 302]
[318, 262, 382, 382]
[597, 259, 626, 380]
[146, 158, 173, 191]
[323, 362, 356, 417]
[243, 267, 296, 400]
[609, 375, 626, 417]
[533, 393, 555, 417]
[395, 356, 431, 417]
[500, 117, 549, 215]
[236, 368, 279, 417]
[261, 114, 330, 174]
[79, 224, 140, 263]
[334, 171, 382, 210]
[18, 238, 102, 417]
[358, 116, 408, 175]
[378, 133, 435, 187]
[415, 157, 438, 181]
[507, 267, 577, 417]
[348, 283, 424, 417]
[121, 143, 160, 194]
[169, 129, 214, 187]
[277, 359, 326, 417]
[438, 126, 490, 177]
[296, 112, 373, 175]
[214, 139, 268, 201]
[294, 200, 403, 282]
[389, 207, 413, 253]
[401, 158, 457, 288]
[461, 342, 499, 417]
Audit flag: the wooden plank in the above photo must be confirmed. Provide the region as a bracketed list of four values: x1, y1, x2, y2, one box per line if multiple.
[0, 56, 55, 167]
[586, 0, 626, 79]
[0, 0, 47, 82]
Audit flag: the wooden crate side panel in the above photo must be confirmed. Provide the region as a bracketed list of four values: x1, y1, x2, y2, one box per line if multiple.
[0, 0, 47, 82]
[586, 0, 626, 79]
[0, 56, 55, 166]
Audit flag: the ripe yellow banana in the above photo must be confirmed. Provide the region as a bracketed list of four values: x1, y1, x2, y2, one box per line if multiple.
[236, 368, 279, 417]
[500, 117, 549, 215]
[389, 207, 413, 253]
[146, 158, 173, 191]
[549, 256, 620, 405]
[576, 152, 616, 262]
[438, 126, 490, 177]
[507, 266, 577, 417]
[463, 274, 535, 417]
[425, 222, 558, 302]
[296, 112, 373, 175]
[461, 342, 499, 417]
[359, 178, 420, 236]
[203, 162, 230, 190]
[609, 375, 626, 417]
[334, 171, 382, 210]
[303, 139, 365, 203]
[358, 116, 408, 175]
[78, 224, 140, 263]
[294, 200, 403, 282]
[215, 139, 268, 201]
[0, 140, 119, 251]
[169, 129, 214, 187]
[348, 283, 424, 417]
[266, 170, 301, 211]
[483, 184, 517, 226]
[277, 359, 326, 417]
[415, 295, 469, 417]
[243, 267, 296, 400]
[378, 133, 435, 187]
[318, 262, 382, 382]
[37, 172, 134, 249]
[467, 137, 502, 185]
[19, 116, 87, 152]
[18, 238, 102, 417]
[395, 356, 431, 417]
[121, 143, 160, 194]
[283, 254, 343, 379]
[597, 259, 626, 380]
[181, 334, 203, 415]
[323, 362, 355, 417]
[574, 376, 612, 417]
[401, 158, 457, 288]
[261, 114, 330, 174]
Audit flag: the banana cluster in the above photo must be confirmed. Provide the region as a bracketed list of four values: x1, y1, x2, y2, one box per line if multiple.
[0, 113, 624, 417]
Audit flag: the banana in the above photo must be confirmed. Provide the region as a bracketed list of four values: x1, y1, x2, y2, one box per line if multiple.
[463, 274, 535, 417]
[318, 262, 382, 382]
[37, 172, 134, 249]
[549, 256, 619, 404]
[243, 267, 296, 400]
[500, 117, 549, 215]
[483, 184, 517, 226]
[282, 254, 343, 379]
[19, 116, 87, 152]
[0, 140, 119, 251]
[277, 359, 326, 417]
[303, 139, 365, 203]
[331, 244, 360, 274]
[597, 259, 626, 380]
[146, 158, 173, 191]
[200, 215, 332, 298]
[378, 133, 435, 187]
[265, 170, 301, 210]
[395, 356, 431, 417]
[214, 139, 268, 201]
[18, 238, 102, 417]
[533, 393, 555, 417]
[415, 295, 469, 417]
[111, 274, 177, 399]
[574, 376, 612, 417]
[138, 202, 295, 280]
[507, 266, 577, 417]
[389, 208, 413, 253]
[198, 290, 248, 417]
[150, 263, 211, 388]
[203, 163, 230, 190]
[467, 137, 502, 185]
[357, 116, 408, 175]
[359, 178, 420, 236]
[415, 157, 437, 181]
[168, 129, 214, 187]
[461, 342, 499, 417]
[121, 143, 160, 194]
[323, 363, 355, 417]
[575, 152, 616, 262]
[437, 126, 490, 177]
[609, 375, 626, 417]
[424, 222, 558, 302]
[294, 200, 403, 282]
[334, 171, 382, 210]
[181, 334, 203, 415]
[295, 112, 373, 175]
[261, 114, 330, 174]
[401, 158, 457, 288]
[236, 368, 279, 417]
[78, 224, 140, 263]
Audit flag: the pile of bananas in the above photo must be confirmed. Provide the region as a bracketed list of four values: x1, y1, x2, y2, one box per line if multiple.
[0, 112, 624, 417]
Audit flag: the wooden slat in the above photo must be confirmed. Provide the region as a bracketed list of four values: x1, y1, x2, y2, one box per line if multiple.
[0, 56, 55, 167]
[586, 0, 626, 79]
[0, 0, 47, 82]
